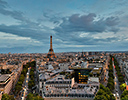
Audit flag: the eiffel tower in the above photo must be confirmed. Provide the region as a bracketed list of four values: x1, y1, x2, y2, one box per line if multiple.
[47, 36, 56, 58]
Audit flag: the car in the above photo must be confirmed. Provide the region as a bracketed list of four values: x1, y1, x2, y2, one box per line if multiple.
[115, 89, 118, 92]
[21, 97, 24, 100]
[116, 93, 120, 100]
[117, 96, 119, 99]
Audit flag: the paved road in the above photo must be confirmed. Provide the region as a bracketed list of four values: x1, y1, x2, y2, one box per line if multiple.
[21, 67, 31, 100]
[100, 56, 109, 86]
[112, 59, 121, 100]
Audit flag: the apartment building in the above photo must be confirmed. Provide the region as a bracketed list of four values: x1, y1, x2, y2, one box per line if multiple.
[0, 74, 12, 94]
[43, 75, 98, 100]
[123, 60, 128, 80]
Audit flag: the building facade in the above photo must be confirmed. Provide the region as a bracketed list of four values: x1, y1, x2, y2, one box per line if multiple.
[42, 75, 98, 100]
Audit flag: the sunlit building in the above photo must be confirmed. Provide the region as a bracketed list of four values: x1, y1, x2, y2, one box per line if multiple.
[42, 75, 98, 100]
[0, 74, 12, 94]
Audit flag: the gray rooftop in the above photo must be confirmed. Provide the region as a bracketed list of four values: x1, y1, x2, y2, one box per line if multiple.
[0, 74, 10, 82]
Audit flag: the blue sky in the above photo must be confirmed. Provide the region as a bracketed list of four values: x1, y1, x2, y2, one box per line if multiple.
[0, 0, 128, 53]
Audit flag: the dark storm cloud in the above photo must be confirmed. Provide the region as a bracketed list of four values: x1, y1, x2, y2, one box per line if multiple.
[41, 9, 63, 25]
[0, 0, 122, 52]
[72, 36, 118, 45]
[54, 13, 119, 34]
[0, 0, 26, 21]
[0, 0, 120, 44]
[52, 13, 120, 46]
[0, 0, 54, 42]
[0, 0, 7, 8]
[105, 17, 119, 26]
[54, 31, 118, 47]
[0, 24, 51, 42]
[0, 0, 42, 29]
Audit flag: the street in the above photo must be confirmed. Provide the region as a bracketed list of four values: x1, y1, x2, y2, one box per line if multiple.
[100, 56, 109, 86]
[21, 67, 31, 100]
[112, 58, 121, 100]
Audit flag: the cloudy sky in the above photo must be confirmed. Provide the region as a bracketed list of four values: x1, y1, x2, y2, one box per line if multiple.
[0, 0, 128, 53]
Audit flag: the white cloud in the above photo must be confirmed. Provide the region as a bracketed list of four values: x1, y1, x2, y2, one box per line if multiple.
[0, 32, 41, 48]
[60, 45, 98, 48]
[91, 32, 115, 39]
[79, 32, 89, 37]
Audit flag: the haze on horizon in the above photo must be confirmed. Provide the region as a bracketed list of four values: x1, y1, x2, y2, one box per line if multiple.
[0, 0, 128, 53]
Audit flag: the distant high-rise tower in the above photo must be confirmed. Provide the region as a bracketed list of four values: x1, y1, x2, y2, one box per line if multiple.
[47, 36, 56, 58]
[81, 50, 84, 57]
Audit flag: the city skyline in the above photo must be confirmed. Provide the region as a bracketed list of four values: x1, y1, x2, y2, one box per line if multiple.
[0, 0, 128, 53]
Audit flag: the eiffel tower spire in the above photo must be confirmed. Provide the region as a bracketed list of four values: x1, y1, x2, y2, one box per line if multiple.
[47, 35, 56, 58]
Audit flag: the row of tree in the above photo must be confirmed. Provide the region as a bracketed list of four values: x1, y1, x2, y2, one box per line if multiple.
[112, 56, 128, 100]
[94, 84, 115, 100]
[120, 83, 126, 91]
[1, 93, 15, 100]
[107, 57, 115, 92]
[28, 61, 36, 90]
[94, 57, 115, 100]
[121, 90, 128, 100]
[26, 93, 43, 100]
[25, 61, 44, 99]
[113, 57, 125, 84]
[14, 62, 31, 95]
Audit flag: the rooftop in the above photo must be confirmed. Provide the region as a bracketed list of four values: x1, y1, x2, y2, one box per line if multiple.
[46, 75, 71, 82]
[0, 74, 10, 82]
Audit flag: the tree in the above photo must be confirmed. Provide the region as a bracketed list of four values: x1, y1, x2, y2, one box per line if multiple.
[121, 90, 128, 99]
[96, 89, 105, 95]
[28, 80, 35, 89]
[108, 72, 114, 79]
[19, 74, 25, 82]
[120, 83, 126, 91]
[22, 69, 27, 76]
[26, 93, 43, 100]
[89, 73, 93, 77]
[9, 95, 15, 100]
[100, 84, 111, 95]
[33, 95, 44, 100]
[103, 93, 110, 100]
[118, 76, 124, 83]
[17, 81, 22, 86]
[113, 56, 125, 84]
[105, 87, 111, 95]
[1, 94, 10, 100]
[14, 85, 22, 95]
[109, 93, 116, 100]
[2, 94, 15, 100]
[121, 95, 128, 100]
[95, 84, 115, 100]
[100, 84, 105, 90]
[94, 95, 107, 100]
[107, 82, 114, 91]
[26, 93, 33, 100]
